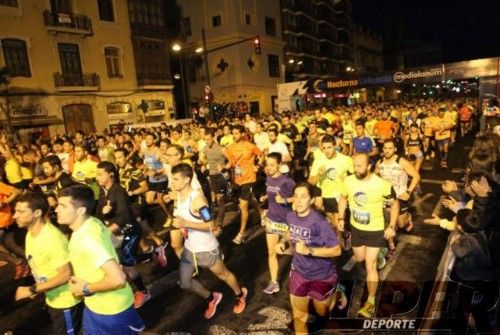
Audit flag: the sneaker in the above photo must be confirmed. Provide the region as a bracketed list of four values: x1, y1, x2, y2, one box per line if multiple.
[233, 287, 248, 314]
[163, 217, 173, 228]
[232, 233, 245, 245]
[14, 262, 29, 280]
[385, 247, 396, 260]
[263, 281, 280, 295]
[204, 292, 223, 319]
[134, 290, 151, 308]
[442, 160, 448, 169]
[377, 248, 387, 270]
[405, 213, 414, 232]
[358, 301, 375, 318]
[335, 283, 348, 310]
[154, 243, 168, 268]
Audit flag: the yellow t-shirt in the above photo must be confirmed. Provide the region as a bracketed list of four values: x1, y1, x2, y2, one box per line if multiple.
[341, 174, 392, 231]
[72, 159, 97, 183]
[5, 159, 23, 184]
[365, 119, 377, 138]
[423, 116, 438, 137]
[434, 116, 452, 140]
[220, 135, 234, 147]
[26, 222, 81, 309]
[69, 217, 134, 315]
[310, 152, 353, 199]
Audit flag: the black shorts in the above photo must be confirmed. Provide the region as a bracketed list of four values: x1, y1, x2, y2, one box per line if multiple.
[47, 302, 83, 335]
[351, 225, 385, 248]
[233, 183, 254, 201]
[323, 198, 338, 213]
[147, 180, 168, 193]
[399, 198, 411, 214]
[209, 174, 227, 195]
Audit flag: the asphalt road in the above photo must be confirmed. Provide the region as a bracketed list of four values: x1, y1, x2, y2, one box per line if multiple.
[0, 132, 479, 335]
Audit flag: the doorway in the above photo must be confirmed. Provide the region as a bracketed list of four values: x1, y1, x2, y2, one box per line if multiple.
[62, 104, 95, 134]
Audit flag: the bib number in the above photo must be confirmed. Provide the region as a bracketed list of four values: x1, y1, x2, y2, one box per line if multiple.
[353, 210, 370, 225]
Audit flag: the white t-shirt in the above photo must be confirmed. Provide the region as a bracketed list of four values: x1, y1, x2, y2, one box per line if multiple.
[269, 141, 290, 159]
[254, 132, 270, 152]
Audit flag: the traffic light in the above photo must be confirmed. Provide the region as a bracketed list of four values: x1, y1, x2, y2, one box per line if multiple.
[253, 37, 261, 55]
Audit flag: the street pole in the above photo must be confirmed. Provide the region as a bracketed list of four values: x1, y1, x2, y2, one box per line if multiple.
[202, 28, 210, 86]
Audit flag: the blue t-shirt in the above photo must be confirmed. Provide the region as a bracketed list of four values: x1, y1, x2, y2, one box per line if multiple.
[287, 209, 338, 279]
[266, 174, 295, 223]
[352, 136, 374, 154]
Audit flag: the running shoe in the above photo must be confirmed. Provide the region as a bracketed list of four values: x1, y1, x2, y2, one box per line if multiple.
[133, 290, 151, 308]
[358, 301, 375, 318]
[233, 287, 248, 314]
[405, 213, 414, 232]
[377, 248, 387, 270]
[263, 281, 280, 295]
[232, 233, 245, 245]
[163, 217, 173, 228]
[442, 160, 448, 169]
[385, 247, 396, 259]
[154, 243, 168, 268]
[204, 292, 223, 319]
[335, 283, 348, 310]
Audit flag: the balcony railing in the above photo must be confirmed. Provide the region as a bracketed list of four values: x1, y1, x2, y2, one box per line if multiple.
[53, 72, 100, 90]
[43, 10, 93, 36]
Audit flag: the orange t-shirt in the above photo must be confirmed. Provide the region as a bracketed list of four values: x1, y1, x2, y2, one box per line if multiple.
[0, 183, 15, 228]
[225, 141, 261, 185]
[375, 120, 395, 140]
[459, 106, 472, 121]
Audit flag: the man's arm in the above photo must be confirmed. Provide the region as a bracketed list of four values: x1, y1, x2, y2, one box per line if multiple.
[401, 158, 420, 194]
[16, 263, 72, 300]
[70, 259, 127, 296]
[179, 194, 216, 232]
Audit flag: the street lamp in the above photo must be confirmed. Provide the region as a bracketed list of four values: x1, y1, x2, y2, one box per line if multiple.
[172, 43, 182, 52]
[195, 47, 203, 53]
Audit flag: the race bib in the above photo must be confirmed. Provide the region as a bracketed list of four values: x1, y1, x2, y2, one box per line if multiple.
[267, 220, 289, 235]
[235, 166, 242, 177]
[353, 209, 370, 225]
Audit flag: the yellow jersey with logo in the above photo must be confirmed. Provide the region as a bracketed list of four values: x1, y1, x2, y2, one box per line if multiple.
[26, 222, 81, 309]
[310, 152, 353, 199]
[341, 174, 393, 231]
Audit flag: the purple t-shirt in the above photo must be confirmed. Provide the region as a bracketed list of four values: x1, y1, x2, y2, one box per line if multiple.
[266, 174, 295, 223]
[287, 209, 338, 279]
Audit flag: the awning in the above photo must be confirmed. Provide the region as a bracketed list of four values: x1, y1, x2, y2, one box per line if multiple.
[1, 116, 64, 127]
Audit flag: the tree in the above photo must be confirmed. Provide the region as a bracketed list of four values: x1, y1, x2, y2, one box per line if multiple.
[0, 67, 13, 135]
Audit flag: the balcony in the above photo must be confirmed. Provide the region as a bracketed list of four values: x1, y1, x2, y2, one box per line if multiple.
[53, 72, 100, 91]
[43, 10, 93, 36]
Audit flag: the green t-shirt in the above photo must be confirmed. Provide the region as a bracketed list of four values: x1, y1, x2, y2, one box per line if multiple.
[341, 174, 393, 231]
[69, 217, 133, 315]
[310, 152, 353, 199]
[26, 222, 82, 309]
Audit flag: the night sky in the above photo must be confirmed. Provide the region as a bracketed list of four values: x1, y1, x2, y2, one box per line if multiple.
[352, 0, 500, 64]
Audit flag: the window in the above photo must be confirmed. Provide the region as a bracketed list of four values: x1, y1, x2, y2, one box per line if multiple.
[265, 17, 276, 36]
[245, 13, 251, 25]
[212, 15, 221, 27]
[97, 0, 114, 22]
[268, 54, 280, 78]
[0, 0, 18, 7]
[104, 47, 122, 78]
[1, 39, 31, 77]
[183, 17, 192, 36]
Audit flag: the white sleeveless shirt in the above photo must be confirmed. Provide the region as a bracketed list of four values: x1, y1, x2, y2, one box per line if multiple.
[176, 190, 218, 253]
[378, 156, 408, 197]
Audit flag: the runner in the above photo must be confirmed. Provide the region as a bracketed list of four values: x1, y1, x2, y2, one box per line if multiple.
[225, 124, 263, 244]
[171, 163, 248, 319]
[434, 107, 454, 168]
[338, 153, 399, 318]
[56, 185, 145, 334]
[259, 152, 295, 294]
[141, 133, 168, 205]
[287, 182, 344, 334]
[404, 124, 425, 172]
[14, 193, 83, 334]
[94, 162, 151, 308]
[376, 139, 421, 254]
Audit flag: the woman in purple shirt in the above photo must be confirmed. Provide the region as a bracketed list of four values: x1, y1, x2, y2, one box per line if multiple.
[260, 152, 295, 295]
[287, 182, 343, 334]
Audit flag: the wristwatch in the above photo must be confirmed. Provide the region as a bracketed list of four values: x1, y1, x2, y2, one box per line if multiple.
[29, 284, 37, 296]
[82, 283, 93, 297]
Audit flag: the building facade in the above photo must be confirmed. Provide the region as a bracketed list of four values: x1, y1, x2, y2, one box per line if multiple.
[352, 25, 383, 74]
[0, 0, 174, 140]
[281, 0, 355, 81]
[178, 0, 285, 115]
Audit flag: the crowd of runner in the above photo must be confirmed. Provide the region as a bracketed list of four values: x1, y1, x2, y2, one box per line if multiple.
[0, 97, 499, 334]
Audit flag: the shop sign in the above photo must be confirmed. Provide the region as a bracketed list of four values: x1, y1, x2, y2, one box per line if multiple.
[393, 68, 443, 83]
[145, 100, 166, 115]
[9, 104, 48, 118]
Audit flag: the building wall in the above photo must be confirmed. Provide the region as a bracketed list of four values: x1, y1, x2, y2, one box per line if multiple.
[0, 0, 174, 138]
[179, 0, 284, 115]
[352, 25, 383, 74]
